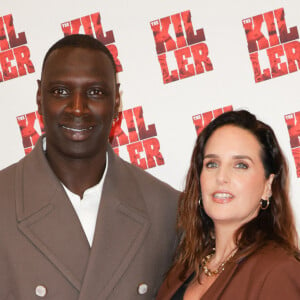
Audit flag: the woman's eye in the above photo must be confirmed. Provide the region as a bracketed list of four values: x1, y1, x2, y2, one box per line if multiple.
[235, 162, 248, 169]
[205, 161, 218, 168]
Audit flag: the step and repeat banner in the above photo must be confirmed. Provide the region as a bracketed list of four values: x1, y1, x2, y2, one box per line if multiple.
[1, 0, 299, 229]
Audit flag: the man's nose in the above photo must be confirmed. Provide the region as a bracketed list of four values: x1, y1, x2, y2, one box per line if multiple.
[69, 92, 87, 116]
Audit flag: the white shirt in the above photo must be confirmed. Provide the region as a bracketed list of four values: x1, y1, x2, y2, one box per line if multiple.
[43, 136, 108, 247]
[62, 155, 108, 247]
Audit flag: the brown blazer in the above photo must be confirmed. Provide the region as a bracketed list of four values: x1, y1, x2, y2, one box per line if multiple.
[0, 138, 179, 299]
[157, 243, 300, 299]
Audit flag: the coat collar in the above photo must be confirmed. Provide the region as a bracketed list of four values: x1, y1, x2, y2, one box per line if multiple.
[201, 261, 239, 299]
[15, 137, 90, 290]
[78, 145, 151, 299]
[156, 265, 193, 300]
[15, 138, 151, 297]
[157, 261, 240, 300]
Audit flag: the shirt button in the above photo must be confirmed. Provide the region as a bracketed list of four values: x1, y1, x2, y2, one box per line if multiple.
[35, 285, 47, 297]
[137, 283, 148, 295]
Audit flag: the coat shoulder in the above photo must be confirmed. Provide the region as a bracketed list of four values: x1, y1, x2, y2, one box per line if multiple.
[245, 243, 300, 269]
[116, 153, 180, 199]
[251, 244, 300, 299]
[0, 162, 17, 192]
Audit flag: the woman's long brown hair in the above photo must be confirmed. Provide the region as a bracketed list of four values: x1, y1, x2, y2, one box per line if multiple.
[172, 110, 299, 282]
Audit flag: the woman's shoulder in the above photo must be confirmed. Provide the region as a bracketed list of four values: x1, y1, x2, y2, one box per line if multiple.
[223, 243, 300, 299]
[239, 242, 300, 274]
[253, 242, 298, 259]
[248, 243, 300, 299]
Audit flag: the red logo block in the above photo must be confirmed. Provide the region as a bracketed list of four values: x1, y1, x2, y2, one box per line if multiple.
[285, 112, 300, 177]
[0, 14, 35, 82]
[61, 12, 123, 73]
[150, 10, 213, 84]
[192, 105, 233, 135]
[242, 8, 299, 83]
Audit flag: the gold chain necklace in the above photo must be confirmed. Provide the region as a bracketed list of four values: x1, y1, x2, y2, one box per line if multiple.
[201, 249, 237, 277]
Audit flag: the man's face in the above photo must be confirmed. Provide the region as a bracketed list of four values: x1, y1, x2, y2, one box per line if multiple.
[37, 47, 120, 159]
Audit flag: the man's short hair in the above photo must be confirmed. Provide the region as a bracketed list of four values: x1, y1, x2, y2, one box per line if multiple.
[41, 34, 116, 75]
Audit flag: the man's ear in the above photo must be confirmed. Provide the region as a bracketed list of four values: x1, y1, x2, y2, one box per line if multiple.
[36, 79, 43, 115]
[114, 83, 121, 118]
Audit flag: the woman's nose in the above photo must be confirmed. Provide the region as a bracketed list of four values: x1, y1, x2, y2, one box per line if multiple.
[216, 166, 230, 184]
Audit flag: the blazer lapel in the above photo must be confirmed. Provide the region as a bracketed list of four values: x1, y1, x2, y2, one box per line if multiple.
[79, 146, 150, 300]
[157, 261, 239, 300]
[202, 261, 239, 299]
[156, 265, 193, 300]
[15, 138, 90, 291]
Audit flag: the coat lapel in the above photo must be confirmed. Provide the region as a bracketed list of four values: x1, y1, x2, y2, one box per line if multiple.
[202, 261, 239, 299]
[15, 138, 90, 291]
[79, 146, 151, 300]
[156, 265, 193, 300]
[157, 261, 239, 300]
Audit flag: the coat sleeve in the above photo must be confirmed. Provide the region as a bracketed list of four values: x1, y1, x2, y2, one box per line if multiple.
[258, 257, 300, 299]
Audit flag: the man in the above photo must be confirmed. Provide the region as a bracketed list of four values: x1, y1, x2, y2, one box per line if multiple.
[0, 34, 179, 299]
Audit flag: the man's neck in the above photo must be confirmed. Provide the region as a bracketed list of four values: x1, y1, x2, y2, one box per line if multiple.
[45, 145, 107, 198]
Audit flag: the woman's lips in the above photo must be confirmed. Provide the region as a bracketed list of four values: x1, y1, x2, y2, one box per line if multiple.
[212, 192, 234, 204]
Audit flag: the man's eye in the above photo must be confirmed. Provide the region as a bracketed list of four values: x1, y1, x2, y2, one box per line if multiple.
[235, 162, 248, 169]
[88, 88, 103, 96]
[52, 88, 68, 96]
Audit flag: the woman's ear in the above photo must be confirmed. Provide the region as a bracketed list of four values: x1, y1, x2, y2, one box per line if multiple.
[263, 173, 275, 199]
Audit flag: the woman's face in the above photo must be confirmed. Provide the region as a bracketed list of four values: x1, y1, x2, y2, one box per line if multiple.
[200, 125, 274, 229]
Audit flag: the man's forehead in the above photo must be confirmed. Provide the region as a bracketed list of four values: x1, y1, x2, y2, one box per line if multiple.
[41, 47, 116, 79]
[44, 47, 107, 65]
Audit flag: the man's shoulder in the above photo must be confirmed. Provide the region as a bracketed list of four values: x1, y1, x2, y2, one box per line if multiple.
[0, 145, 39, 175]
[0, 161, 20, 203]
[0, 161, 18, 181]
[115, 153, 179, 197]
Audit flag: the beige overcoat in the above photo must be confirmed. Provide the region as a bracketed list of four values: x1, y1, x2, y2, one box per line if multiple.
[0, 138, 179, 299]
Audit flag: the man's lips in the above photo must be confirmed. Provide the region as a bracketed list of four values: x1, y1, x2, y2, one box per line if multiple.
[60, 124, 96, 141]
[61, 125, 94, 132]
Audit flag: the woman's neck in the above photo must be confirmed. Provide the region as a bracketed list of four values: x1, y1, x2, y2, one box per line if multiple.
[211, 225, 237, 266]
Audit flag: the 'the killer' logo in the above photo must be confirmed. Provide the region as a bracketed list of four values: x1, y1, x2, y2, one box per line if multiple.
[16, 111, 44, 155]
[61, 12, 123, 73]
[284, 111, 300, 178]
[242, 8, 299, 83]
[192, 105, 233, 135]
[16, 106, 164, 170]
[109, 106, 164, 169]
[150, 10, 213, 84]
[0, 14, 35, 82]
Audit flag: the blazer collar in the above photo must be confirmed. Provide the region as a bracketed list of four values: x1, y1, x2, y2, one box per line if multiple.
[79, 145, 151, 299]
[15, 137, 91, 291]
[15, 139, 151, 298]
[157, 261, 239, 300]
[156, 265, 193, 300]
[202, 261, 239, 299]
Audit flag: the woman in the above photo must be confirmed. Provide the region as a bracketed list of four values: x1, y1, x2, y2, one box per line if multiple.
[157, 110, 300, 299]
